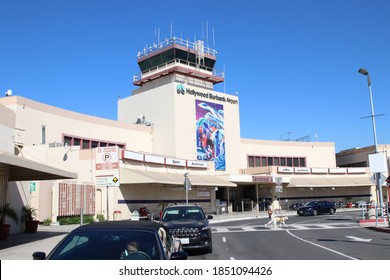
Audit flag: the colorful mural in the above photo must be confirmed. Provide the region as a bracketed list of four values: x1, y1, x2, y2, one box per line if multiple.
[195, 100, 225, 170]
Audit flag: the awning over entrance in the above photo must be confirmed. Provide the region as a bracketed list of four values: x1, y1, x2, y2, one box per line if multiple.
[120, 168, 236, 187]
[288, 176, 373, 187]
[0, 152, 78, 181]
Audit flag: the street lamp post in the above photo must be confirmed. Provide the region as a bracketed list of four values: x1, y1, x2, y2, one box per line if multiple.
[358, 68, 384, 219]
[358, 68, 378, 152]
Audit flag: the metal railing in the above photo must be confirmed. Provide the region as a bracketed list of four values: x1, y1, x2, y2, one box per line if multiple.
[133, 58, 224, 83]
[137, 36, 217, 59]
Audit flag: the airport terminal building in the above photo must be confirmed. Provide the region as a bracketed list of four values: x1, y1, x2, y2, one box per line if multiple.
[1, 36, 388, 233]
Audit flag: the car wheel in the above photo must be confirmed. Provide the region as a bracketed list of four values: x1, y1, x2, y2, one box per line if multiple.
[207, 244, 213, 254]
[329, 208, 335, 215]
[312, 209, 318, 216]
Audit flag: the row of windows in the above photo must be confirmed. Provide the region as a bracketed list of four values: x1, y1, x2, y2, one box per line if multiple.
[339, 162, 367, 168]
[63, 135, 125, 150]
[139, 48, 215, 73]
[248, 155, 307, 168]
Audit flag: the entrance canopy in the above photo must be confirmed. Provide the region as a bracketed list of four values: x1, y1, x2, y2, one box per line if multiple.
[0, 152, 78, 181]
[288, 176, 373, 188]
[120, 168, 236, 187]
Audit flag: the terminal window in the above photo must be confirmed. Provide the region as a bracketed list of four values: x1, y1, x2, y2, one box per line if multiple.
[248, 155, 307, 168]
[63, 135, 125, 150]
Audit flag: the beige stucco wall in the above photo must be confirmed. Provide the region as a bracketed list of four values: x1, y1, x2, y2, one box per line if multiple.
[0, 103, 16, 153]
[0, 91, 383, 228]
[336, 145, 390, 171]
[0, 96, 153, 153]
[118, 80, 241, 174]
[240, 138, 337, 168]
[118, 83, 177, 156]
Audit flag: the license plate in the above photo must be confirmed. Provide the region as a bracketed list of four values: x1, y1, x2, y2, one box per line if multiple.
[180, 238, 189, 245]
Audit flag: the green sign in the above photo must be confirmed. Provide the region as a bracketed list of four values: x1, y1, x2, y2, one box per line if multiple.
[30, 182, 36, 193]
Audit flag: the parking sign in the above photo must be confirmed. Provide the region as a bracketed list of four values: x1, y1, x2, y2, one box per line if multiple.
[95, 146, 120, 187]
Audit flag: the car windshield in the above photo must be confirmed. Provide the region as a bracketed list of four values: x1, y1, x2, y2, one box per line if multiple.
[162, 207, 205, 221]
[304, 201, 319, 207]
[49, 230, 161, 260]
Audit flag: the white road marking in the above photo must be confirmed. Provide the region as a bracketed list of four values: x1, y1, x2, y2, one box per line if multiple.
[346, 236, 372, 242]
[221, 236, 236, 260]
[212, 223, 359, 233]
[285, 230, 358, 260]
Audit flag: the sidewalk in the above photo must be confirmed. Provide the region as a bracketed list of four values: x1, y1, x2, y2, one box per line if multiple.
[0, 224, 79, 260]
[0, 209, 388, 260]
[209, 208, 294, 224]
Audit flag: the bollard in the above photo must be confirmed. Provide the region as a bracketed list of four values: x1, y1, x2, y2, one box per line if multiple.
[131, 210, 140, 221]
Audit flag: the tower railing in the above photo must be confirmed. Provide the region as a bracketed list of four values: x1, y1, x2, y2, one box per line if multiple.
[133, 58, 224, 83]
[137, 36, 217, 59]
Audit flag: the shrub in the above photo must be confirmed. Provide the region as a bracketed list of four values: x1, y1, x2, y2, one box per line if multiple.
[96, 214, 105, 222]
[42, 218, 52, 226]
[57, 215, 95, 225]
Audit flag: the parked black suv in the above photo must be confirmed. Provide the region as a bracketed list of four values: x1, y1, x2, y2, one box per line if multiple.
[159, 204, 213, 253]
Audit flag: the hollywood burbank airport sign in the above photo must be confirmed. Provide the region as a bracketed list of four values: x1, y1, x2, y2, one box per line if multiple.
[176, 84, 239, 105]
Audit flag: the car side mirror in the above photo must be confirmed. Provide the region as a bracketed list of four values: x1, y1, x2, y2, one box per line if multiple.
[207, 215, 213, 220]
[32, 251, 46, 260]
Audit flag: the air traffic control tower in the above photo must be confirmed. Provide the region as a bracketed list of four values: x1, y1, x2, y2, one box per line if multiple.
[133, 37, 224, 87]
[118, 37, 240, 173]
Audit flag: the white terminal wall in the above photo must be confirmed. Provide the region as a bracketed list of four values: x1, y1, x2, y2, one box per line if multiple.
[1, 96, 153, 152]
[118, 79, 241, 174]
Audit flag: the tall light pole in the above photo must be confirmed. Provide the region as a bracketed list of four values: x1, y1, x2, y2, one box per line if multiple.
[358, 68, 384, 218]
[358, 68, 378, 152]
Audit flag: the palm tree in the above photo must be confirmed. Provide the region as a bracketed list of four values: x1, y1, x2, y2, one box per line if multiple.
[21, 205, 37, 222]
[0, 202, 18, 225]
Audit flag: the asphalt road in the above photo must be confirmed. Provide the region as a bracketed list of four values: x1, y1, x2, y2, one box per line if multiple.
[189, 212, 390, 260]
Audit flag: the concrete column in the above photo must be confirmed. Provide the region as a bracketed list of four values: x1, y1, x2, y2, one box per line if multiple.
[51, 182, 59, 225]
[0, 166, 9, 206]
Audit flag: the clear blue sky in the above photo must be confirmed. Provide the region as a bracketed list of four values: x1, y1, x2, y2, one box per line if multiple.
[1, 0, 389, 153]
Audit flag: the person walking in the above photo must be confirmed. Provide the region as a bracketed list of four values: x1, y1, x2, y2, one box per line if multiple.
[265, 203, 276, 228]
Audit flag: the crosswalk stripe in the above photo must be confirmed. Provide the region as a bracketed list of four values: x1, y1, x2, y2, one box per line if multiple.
[212, 223, 360, 233]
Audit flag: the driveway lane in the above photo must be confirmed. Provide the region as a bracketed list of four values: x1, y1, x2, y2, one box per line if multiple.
[190, 211, 390, 260]
[288, 226, 390, 260]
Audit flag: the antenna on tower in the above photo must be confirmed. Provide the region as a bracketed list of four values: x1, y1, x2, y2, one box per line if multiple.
[206, 21, 209, 47]
[223, 64, 226, 93]
[212, 27, 215, 49]
[202, 22, 204, 42]
[154, 27, 160, 44]
[170, 21, 173, 38]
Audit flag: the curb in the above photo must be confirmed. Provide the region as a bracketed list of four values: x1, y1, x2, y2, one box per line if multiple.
[366, 226, 390, 234]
